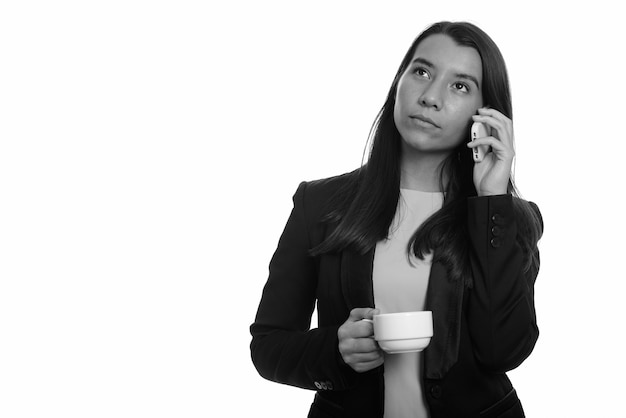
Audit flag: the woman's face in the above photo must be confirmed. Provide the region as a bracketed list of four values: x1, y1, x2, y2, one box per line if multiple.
[393, 34, 484, 157]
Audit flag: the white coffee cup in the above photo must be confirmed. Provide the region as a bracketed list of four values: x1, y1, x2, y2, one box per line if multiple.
[364, 311, 433, 354]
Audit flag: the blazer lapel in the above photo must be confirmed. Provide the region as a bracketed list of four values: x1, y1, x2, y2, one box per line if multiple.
[340, 248, 375, 310]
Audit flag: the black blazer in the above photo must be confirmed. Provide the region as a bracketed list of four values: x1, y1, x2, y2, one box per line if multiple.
[250, 170, 542, 418]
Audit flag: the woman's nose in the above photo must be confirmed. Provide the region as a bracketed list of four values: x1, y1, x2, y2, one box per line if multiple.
[418, 85, 442, 109]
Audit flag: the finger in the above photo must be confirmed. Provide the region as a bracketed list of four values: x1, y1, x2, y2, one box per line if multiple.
[348, 307, 378, 322]
[355, 337, 381, 353]
[353, 320, 376, 338]
[347, 349, 383, 364]
[365, 308, 380, 320]
[467, 137, 514, 160]
[477, 107, 511, 128]
[467, 136, 499, 147]
[352, 351, 384, 365]
[349, 349, 383, 364]
[339, 334, 380, 356]
[364, 357, 385, 368]
[473, 111, 514, 147]
[352, 357, 385, 373]
[477, 107, 506, 118]
[339, 320, 375, 340]
[472, 114, 506, 136]
[467, 137, 507, 152]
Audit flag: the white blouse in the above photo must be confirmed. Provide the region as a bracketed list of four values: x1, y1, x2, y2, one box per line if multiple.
[373, 189, 444, 418]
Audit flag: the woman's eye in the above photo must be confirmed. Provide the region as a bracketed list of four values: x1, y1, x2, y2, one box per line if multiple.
[453, 82, 469, 93]
[413, 67, 430, 79]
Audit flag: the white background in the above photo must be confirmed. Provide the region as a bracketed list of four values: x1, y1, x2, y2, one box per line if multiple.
[1, 1, 624, 417]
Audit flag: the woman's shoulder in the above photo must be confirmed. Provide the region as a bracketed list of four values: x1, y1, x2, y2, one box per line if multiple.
[291, 168, 362, 219]
[302, 168, 361, 197]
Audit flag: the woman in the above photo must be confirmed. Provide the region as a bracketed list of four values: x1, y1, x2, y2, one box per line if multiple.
[250, 21, 543, 418]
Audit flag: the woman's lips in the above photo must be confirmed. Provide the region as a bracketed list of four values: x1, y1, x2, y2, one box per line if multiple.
[410, 114, 440, 129]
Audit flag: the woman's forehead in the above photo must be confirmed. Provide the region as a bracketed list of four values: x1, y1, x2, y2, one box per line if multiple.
[411, 34, 482, 81]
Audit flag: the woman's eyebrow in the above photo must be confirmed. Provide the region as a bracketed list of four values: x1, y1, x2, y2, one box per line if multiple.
[411, 57, 434, 68]
[456, 72, 481, 90]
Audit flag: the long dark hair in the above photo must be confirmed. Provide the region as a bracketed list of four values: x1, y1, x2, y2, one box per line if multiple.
[311, 22, 542, 285]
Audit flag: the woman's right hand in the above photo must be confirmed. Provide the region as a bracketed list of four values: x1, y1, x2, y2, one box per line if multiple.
[338, 308, 384, 373]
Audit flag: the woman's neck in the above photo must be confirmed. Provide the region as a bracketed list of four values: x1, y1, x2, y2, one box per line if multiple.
[399, 149, 450, 192]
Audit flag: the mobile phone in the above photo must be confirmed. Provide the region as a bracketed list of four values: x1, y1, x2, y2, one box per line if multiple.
[470, 122, 490, 163]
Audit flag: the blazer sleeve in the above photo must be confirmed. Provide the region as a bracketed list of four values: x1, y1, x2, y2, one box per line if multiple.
[466, 194, 542, 373]
[249, 182, 358, 391]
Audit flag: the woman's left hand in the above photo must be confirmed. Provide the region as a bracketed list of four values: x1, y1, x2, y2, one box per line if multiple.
[466, 108, 515, 196]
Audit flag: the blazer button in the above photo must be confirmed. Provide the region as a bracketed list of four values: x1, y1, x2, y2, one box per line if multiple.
[491, 213, 504, 225]
[430, 385, 442, 399]
[314, 381, 322, 390]
[491, 226, 503, 236]
[490, 237, 501, 248]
